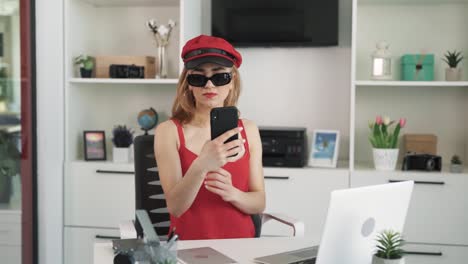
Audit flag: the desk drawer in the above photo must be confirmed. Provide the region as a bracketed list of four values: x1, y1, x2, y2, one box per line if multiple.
[0, 245, 21, 263]
[64, 226, 120, 264]
[0, 224, 21, 246]
[404, 243, 468, 264]
[351, 171, 468, 245]
[65, 162, 135, 228]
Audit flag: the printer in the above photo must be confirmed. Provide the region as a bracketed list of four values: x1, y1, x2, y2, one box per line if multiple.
[259, 127, 307, 167]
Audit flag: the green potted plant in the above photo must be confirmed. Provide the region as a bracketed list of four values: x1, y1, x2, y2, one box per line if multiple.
[112, 125, 134, 163]
[443, 50, 463, 81]
[369, 116, 406, 171]
[0, 131, 20, 203]
[74, 55, 94, 78]
[450, 155, 463, 173]
[372, 230, 406, 264]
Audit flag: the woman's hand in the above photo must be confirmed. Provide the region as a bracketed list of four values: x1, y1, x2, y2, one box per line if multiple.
[204, 168, 241, 202]
[195, 127, 246, 172]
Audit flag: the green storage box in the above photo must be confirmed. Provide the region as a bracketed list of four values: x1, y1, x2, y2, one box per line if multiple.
[401, 54, 434, 81]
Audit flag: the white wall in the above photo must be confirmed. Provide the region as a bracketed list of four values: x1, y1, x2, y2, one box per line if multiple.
[238, 47, 351, 161]
[237, 0, 352, 161]
[199, 0, 352, 161]
[36, 0, 64, 262]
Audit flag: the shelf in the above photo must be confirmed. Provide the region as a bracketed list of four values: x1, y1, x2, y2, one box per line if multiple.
[68, 78, 179, 85]
[354, 162, 468, 176]
[355, 80, 468, 87]
[70, 160, 135, 169]
[80, 0, 178, 8]
[70, 160, 351, 175]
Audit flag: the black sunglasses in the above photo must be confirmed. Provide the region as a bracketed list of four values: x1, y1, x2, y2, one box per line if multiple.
[187, 72, 232, 87]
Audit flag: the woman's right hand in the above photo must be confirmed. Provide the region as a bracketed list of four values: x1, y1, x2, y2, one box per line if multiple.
[195, 127, 245, 172]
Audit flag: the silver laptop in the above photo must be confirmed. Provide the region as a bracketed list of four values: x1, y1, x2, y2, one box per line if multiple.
[177, 247, 237, 264]
[254, 181, 414, 264]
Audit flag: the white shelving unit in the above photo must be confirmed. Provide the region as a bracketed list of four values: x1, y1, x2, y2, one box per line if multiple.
[63, 0, 208, 162]
[63, 1, 207, 263]
[350, 0, 468, 258]
[351, 0, 468, 169]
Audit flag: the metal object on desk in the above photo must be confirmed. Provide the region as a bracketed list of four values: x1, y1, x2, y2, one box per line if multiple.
[112, 210, 177, 264]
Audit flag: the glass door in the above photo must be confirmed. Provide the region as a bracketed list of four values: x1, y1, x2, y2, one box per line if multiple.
[0, 0, 36, 262]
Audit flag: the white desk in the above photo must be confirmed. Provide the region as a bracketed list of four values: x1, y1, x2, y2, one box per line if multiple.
[94, 237, 316, 264]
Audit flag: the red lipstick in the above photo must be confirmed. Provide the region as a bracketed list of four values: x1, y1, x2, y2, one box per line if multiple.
[203, 93, 217, 99]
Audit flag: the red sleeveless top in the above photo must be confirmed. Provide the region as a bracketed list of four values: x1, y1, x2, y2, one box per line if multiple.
[169, 119, 255, 240]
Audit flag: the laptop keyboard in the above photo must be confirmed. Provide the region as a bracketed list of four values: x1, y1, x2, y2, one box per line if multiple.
[291, 259, 316, 264]
[290, 247, 318, 259]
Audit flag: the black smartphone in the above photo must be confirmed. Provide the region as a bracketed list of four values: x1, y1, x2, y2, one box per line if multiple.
[210, 106, 239, 143]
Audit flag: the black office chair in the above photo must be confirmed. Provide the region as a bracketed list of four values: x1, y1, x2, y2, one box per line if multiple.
[134, 135, 303, 240]
[134, 135, 170, 240]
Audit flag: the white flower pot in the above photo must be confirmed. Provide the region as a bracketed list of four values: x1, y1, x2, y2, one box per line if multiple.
[373, 148, 399, 171]
[113, 147, 131, 163]
[445, 67, 462, 81]
[450, 164, 463, 173]
[372, 255, 405, 264]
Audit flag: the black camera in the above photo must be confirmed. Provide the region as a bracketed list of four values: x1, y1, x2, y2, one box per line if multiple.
[402, 153, 442, 171]
[109, 64, 145, 78]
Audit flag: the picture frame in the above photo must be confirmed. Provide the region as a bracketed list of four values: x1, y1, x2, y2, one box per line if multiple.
[308, 130, 340, 168]
[83, 130, 107, 161]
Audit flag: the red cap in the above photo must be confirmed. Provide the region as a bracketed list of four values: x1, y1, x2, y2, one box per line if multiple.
[181, 35, 242, 69]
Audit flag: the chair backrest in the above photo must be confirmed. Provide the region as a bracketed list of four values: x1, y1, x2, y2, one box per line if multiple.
[134, 135, 170, 239]
[133, 134, 262, 238]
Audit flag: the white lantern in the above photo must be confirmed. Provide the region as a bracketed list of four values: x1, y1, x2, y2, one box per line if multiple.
[371, 41, 392, 80]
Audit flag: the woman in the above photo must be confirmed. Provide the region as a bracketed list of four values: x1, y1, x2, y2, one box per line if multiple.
[154, 35, 265, 240]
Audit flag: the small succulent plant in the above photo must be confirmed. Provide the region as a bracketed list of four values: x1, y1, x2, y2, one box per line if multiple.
[443, 50, 463, 68]
[74, 55, 94, 70]
[375, 230, 405, 260]
[451, 155, 462, 165]
[112, 125, 134, 148]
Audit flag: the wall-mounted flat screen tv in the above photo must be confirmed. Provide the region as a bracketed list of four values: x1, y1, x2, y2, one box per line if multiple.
[212, 0, 339, 47]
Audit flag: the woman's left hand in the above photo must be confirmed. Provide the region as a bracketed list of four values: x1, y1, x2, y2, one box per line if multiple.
[204, 168, 241, 202]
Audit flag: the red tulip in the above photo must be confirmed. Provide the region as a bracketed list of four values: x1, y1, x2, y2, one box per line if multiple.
[399, 118, 407, 128]
[376, 116, 383, 125]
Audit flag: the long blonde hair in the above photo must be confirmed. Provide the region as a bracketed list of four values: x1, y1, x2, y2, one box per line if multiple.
[171, 66, 241, 124]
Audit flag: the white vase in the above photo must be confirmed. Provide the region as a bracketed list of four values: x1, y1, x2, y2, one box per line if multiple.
[373, 148, 399, 171]
[372, 255, 405, 264]
[445, 67, 461, 81]
[156, 45, 168, 78]
[113, 147, 131, 163]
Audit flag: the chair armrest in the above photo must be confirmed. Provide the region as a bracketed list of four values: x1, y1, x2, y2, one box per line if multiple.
[261, 213, 305, 237]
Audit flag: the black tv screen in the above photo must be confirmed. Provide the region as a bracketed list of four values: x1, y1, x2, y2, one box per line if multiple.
[211, 0, 338, 47]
